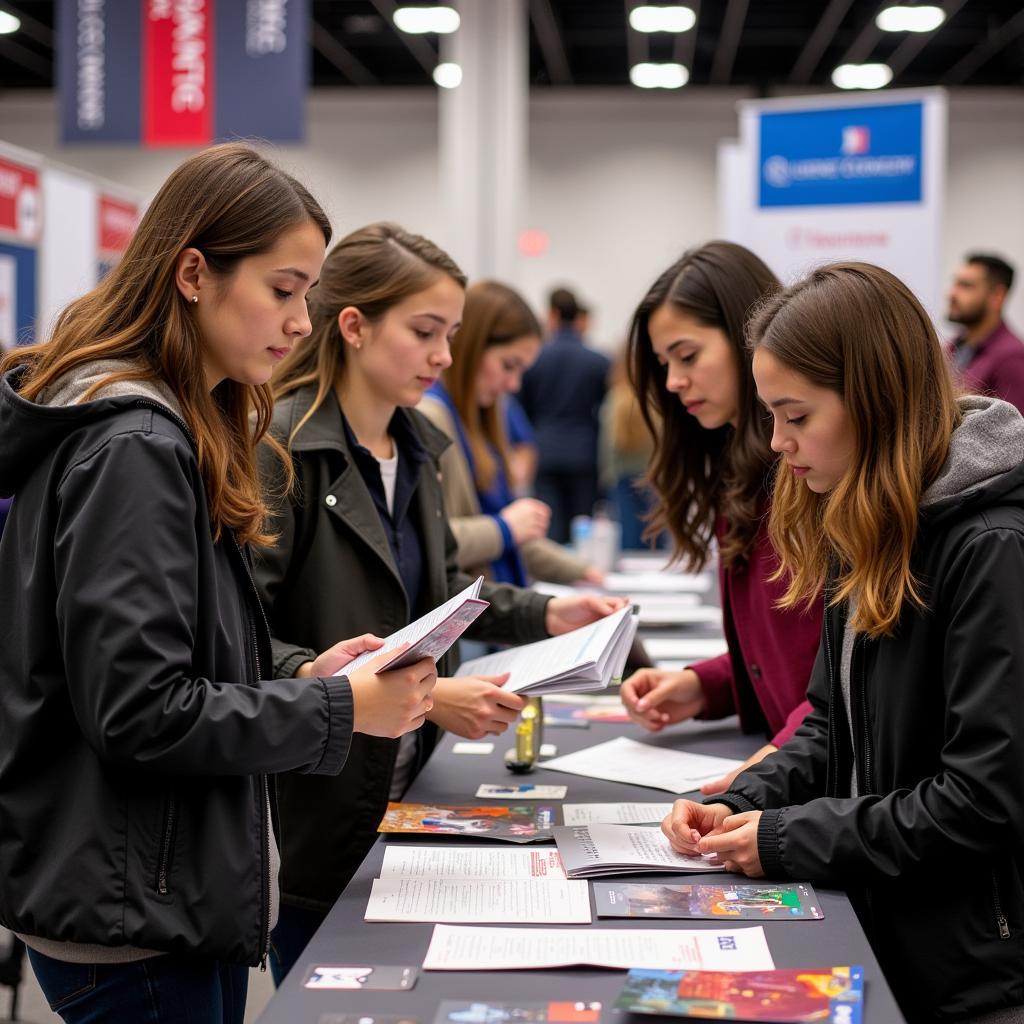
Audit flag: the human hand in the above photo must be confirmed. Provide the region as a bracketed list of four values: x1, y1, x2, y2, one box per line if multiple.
[427, 674, 526, 739]
[697, 810, 764, 876]
[499, 498, 551, 545]
[700, 743, 777, 795]
[580, 565, 606, 587]
[661, 799, 732, 855]
[299, 633, 386, 678]
[545, 594, 630, 635]
[620, 667, 705, 731]
[348, 650, 438, 739]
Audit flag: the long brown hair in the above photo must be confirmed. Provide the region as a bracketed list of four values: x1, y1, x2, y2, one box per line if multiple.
[748, 262, 961, 638]
[628, 241, 780, 570]
[443, 280, 542, 491]
[273, 222, 466, 442]
[1, 143, 330, 546]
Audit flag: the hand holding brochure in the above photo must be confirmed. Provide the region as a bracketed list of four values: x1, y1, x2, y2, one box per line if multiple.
[336, 577, 488, 675]
[457, 605, 639, 696]
[553, 823, 721, 878]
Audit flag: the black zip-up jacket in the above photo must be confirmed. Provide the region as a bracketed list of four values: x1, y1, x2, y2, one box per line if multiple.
[717, 455, 1024, 1022]
[253, 386, 551, 911]
[0, 367, 354, 965]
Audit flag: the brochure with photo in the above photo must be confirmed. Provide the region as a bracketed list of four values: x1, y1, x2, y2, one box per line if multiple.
[379, 803, 557, 844]
[614, 966, 863, 1023]
[593, 881, 823, 920]
[433, 1001, 601, 1024]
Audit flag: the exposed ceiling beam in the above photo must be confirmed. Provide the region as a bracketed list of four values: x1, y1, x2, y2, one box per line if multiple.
[888, 0, 968, 78]
[623, 0, 645, 71]
[369, 0, 437, 77]
[943, 7, 1024, 83]
[311, 21, 378, 86]
[838, 0, 889, 65]
[530, 0, 572, 85]
[673, 0, 701, 76]
[0, 37, 51, 80]
[710, 0, 748, 84]
[789, 0, 857, 83]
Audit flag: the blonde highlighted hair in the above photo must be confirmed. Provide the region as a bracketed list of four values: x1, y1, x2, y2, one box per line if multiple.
[748, 262, 961, 638]
[1, 143, 331, 546]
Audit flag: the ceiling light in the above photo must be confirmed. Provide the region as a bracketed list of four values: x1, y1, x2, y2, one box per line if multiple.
[630, 62, 689, 89]
[876, 5, 946, 32]
[433, 62, 463, 89]
[629, 5, 696, 33]
[832, 63, 893, 90]
[0, 10, 21, 34]
[394, 6, 460, 35]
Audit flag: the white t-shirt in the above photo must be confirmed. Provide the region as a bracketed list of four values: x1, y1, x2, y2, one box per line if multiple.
[376, 450, 398, 518]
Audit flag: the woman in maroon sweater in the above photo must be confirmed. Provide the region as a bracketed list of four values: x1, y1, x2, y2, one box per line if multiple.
[620, 242, 822, 792]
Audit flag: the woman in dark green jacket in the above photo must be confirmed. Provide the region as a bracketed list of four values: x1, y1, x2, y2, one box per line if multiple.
[254, 222, 625, 982]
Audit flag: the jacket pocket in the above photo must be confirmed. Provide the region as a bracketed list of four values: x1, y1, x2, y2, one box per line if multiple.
[27, 955, 97, 1012]
[155, 790, 178, 896]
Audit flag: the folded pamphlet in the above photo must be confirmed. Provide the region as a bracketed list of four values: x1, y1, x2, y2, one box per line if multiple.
[336, 577, 488, 675]
[457, 605, 639, 696]
[552, 823, 722, 878]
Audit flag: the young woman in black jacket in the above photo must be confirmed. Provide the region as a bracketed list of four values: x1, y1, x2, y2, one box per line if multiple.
[664, 262, 1024, 1023]
[255, 222, 626, 982]
[0, 146, 438, 1024]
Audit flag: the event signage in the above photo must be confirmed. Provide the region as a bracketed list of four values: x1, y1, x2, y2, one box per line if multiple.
[59, 0, 308, 145]
[0, 156, 41, 244]
[759, 102, 923, 208]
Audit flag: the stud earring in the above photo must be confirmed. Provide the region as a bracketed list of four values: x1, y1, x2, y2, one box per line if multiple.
[190, 295, 199, 304]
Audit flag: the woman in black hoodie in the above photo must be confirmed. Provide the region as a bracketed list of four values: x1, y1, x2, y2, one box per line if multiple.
[665, 263, 1024, 1023]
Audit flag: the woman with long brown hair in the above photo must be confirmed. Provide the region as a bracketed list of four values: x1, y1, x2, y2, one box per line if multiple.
[0, 146, 438, 1024]
[255, 225, 624, 982]
[619, 241, 821, 792]
[665, 262, 1024, 1023]
[418, 279, 601, 585]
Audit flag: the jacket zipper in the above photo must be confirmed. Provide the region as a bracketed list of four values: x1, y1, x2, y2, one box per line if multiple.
[992, 873, 1011, 939]
[822, 606, 841, 795]
[853, 634, 874, 794]
[156, 793, 177, 895]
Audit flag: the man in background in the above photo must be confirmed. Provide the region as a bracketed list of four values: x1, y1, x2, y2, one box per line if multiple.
[947, 253, 1024, 415]
[519, 287, 610, 543]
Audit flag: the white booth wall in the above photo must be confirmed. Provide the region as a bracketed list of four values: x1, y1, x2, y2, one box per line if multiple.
[2, 87, 1022, 351]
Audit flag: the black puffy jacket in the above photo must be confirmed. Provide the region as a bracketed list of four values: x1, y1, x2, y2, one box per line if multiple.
[0, 368, 353, 965]
[719, 418, 1024, 1022]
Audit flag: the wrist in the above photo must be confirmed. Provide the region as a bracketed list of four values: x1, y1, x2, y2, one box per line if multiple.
[296, 661, 314, 679]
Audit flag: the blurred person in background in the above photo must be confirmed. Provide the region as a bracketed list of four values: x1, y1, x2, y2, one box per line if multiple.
[518, 286, 610, 543]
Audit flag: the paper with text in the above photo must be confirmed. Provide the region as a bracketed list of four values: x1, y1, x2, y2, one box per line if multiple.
[422, 924, 774, 972]
[380, 846, 567, 880]
[553, 824, 720, 878]
[562, 802, 674, 826]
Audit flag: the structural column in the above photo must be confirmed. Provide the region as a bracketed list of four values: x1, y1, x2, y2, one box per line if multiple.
[439, 0, 528, 284]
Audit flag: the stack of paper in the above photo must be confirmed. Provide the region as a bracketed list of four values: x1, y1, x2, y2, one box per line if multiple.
[552, 823, 721, 878]
[561, 802, 674, 825]
[603, 571, 713, 595]
[641, 637, 728, 662]
[540, 736, 742, 793]
[336, 577, 488, 675]
[457, 606, 639, 696]
[421, 923, 775, 971]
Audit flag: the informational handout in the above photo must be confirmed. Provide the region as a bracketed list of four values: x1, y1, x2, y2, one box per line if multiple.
[365, 878, 592, 924]
[552, 824, 720, 878]
[457, 606, 638, 696]
[380, 846, 567, 880]
[561, 802, 674, 826]
[603, 572, 713, 595]
[336, 577, 488, 675]
[642, 637, 729, 662]
[421, 923, 775, 972]
[540, 736, 742, 793]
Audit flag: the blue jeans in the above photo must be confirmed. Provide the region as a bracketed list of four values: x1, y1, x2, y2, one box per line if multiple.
[26, 948, 248, 1024]
[269, 903, 327, 986]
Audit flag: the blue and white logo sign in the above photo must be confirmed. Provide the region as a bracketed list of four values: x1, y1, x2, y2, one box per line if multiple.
[759, 102, 923, 207]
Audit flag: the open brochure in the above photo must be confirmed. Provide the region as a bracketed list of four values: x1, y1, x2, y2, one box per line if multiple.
[336, 577, 488, 675]
[456, 605, 639, 696]
[552, 824, 722, 878]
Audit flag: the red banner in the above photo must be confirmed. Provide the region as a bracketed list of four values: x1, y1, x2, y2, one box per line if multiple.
[143, 0, 214, 147]
[0, 157, 41, 244]
[98, 195, 141, 257]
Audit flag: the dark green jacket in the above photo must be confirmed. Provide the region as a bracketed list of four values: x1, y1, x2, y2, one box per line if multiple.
[254, 385, 551, 910]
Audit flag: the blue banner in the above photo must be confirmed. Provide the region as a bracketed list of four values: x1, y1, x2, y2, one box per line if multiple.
[758, 102, 923, 208]
[58, 0, 142, 143]
[0, 242, 38, 345]
[215, 0, 308, 142]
